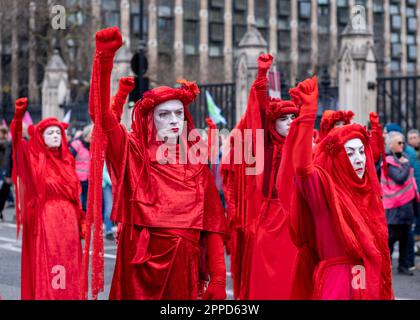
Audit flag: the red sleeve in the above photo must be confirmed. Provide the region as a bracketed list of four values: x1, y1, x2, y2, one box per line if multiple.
[369, 123, 383, 164]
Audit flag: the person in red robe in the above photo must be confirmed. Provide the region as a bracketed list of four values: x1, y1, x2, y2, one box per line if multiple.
[84, 27, 228, 300]
[221, 53, 298, 299]
[285, 77, 393, 300]
[11, 98, 85, 300]
[248, 95, 299, 299]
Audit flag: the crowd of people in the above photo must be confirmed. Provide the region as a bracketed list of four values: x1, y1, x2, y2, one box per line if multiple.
[3, 26, 420, 300]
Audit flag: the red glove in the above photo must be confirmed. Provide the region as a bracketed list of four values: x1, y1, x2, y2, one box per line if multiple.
[95, 27, 123, 54]
[14, 98, 28, 120]
[296, 76, 318, 116]
[79, 220, 86, 239]
[257, 53, 273, 78]
[112, 77, 135, 121]
[117, 77, 135, 95]
[257, 53, 273, 70]
[289, 87, 302, 109]
[203, 233, 226, 300]
[369, 112, 379, 126]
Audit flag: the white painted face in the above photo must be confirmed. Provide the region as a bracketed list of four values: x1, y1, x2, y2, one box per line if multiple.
[275, 114, 296, 137]
[153, 99, 185, 142]
[344, 138, 366, 179]
[43, 125, 62, 148]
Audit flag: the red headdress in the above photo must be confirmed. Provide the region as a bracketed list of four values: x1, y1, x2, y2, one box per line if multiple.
[318, 110, 355, 142]
[289, 123, 393, 299]
[266, 97, 299, 145]
[12, 117, 80, 238]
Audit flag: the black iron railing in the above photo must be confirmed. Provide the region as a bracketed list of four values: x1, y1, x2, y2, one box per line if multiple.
[377, 75, 420, 133]
[190, 83, 236, 130]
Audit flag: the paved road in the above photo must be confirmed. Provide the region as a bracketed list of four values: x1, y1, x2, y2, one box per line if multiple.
[0, 207, 419, 300]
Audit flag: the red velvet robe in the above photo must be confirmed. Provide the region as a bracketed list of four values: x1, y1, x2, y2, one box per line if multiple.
[86, 46, 228, 300]
[287, 112, 394, 300]
[221, 72, 298, 300]
[11, 117, 84, 300]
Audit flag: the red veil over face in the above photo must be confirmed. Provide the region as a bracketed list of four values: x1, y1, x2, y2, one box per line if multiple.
[288, 124, 393, 300]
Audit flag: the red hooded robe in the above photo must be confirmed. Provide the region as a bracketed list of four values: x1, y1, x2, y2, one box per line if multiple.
[11, 100, 84, 300]
[85, 28, 228, 300]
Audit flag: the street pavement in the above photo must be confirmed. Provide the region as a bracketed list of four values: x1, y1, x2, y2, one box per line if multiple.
[0, 207, 419, 300]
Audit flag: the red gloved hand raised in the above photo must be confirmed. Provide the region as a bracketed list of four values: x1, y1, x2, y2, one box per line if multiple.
[118, 77, 135, 95]
[95, 27, 123, 54]
[14, 98, 28, 120]
[289, 87, 302, 109]
[296, 76, 318, 115]
[369, 112, 379, 125]
[203, 233, 226, 300]
[257, 53, 273, 71]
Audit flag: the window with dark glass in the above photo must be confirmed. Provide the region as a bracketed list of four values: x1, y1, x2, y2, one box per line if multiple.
[102, 0, 120, 28]
[157, 0, 174, 53]
[183, 0, 199, 55]
[209, 3, 223, 57]
[233, 1, 247, 46]
[255, 0, 268, 40]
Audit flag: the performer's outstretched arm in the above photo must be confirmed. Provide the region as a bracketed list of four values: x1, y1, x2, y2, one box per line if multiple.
[254, 54, 273, 115]
[111, 77, 135, 122]
[10, 98, 28, 149]
[290, 77, 319, 177]
[203, 233, 227, 300]
[90, 27, 127, 169]
[369, 112, 383, 164]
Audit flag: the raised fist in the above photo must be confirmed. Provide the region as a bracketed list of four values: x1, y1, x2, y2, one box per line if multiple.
[14, 97, 28, 120]
[257, 53, 274, 71]
[297, 76, 318, 108]
[95, 27, 123, 54]
[369, 112, 379, 125]
[118, 77, 135, 94]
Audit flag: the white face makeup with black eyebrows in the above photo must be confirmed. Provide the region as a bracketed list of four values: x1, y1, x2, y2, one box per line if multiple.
[275, 114, 296, 137]
[344, 138, 366, 179]
[153, 99, 185, 142]
[43, 125, 62, 148]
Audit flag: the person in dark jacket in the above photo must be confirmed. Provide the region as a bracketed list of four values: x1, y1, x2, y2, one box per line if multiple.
[382, 131, 418, 275]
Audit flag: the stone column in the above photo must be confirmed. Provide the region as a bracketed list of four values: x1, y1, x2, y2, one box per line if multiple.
[268, 0, 277, 56]
[120, 0, 131, 48]
[247, 0, 255, 26]
[199, 0, 209, 83]
[366, 0, 374, 32]
[91, 0, 102, 33]
[329, 0, 338, 86]
[147, 0, 158, 84]
[174, 0, 184, 79]
[235, 26, 268, 120]
[383, 0, 391, 75]
[400, 0, 407, 75]
[28, 1, 39, 103]
[338, 18, 377, 125]
[290, 0, 299, 85]
[11, 1, 18, 103]
[224, 0, 233, 82]
[310, 0, 318, 73]
[42, 50, 70, 120]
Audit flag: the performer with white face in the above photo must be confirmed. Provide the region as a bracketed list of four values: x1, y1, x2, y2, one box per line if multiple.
[43, 125, 62, 148]
[275, 114, 296, 137]
[153, 99, 185, 142]
[344, 138, 366, 179]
